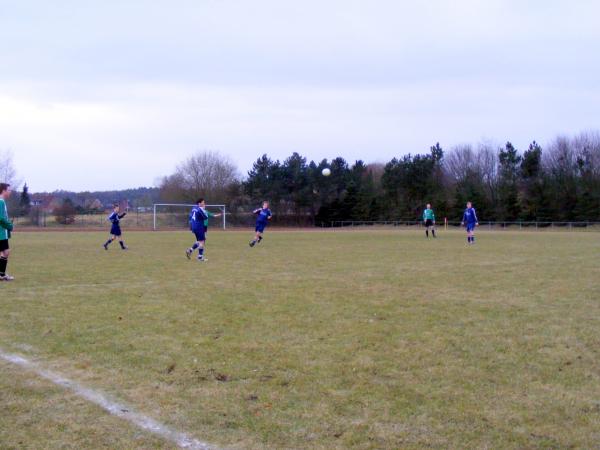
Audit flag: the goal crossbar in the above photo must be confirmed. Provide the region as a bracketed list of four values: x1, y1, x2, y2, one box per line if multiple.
[153, 203, 226, 230]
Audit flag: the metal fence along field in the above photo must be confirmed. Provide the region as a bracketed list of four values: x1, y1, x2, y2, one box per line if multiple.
[10, 211, 600, 231]
[328, 220, 600, 231]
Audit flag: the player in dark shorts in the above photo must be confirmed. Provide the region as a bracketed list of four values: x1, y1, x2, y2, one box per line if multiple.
[422, 203, 436, 238]
[461, 201, 479, 244]
[103, 204, 128, 250]
[0, 183, 14, 281]
[249, 201, 272, 247]
[186, 198, 209, 261]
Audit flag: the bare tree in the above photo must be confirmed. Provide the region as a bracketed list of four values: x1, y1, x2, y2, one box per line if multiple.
[477, 140, 500, 206]
[543, 135, 579, 177]
[445, 144, 477, 181]
[572, 131, 600, 177]
[0, 150, 18, 186]
[160, 150, 240, 203]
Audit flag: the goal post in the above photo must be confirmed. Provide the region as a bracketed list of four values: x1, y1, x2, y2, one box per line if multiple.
[152, 203, 227, 230]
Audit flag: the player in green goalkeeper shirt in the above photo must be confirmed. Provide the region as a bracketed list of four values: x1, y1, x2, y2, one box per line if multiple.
[0, 183, 14, 281]
[422, 203, 436, 238]
[200, 200, 222, 235]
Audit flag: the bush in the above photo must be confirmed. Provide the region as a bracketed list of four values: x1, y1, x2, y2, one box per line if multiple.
[54, 199, 77, 225]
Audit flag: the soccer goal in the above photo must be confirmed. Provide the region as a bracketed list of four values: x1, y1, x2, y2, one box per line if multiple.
[152, 203, 227, 230]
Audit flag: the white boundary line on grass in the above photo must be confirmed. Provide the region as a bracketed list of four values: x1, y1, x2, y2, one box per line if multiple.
[0, 349, 216, 450]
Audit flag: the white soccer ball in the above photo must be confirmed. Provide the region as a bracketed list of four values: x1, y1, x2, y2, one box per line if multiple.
[322, 168, 331, 176]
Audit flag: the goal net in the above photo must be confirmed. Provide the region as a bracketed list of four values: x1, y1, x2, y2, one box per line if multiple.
[152, 203, 227, 230]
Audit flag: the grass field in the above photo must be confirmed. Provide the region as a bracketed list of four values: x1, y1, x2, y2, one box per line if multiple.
[1, 229, 600, 449]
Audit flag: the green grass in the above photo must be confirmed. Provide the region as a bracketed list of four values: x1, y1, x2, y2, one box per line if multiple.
[1, 229, 600, 449]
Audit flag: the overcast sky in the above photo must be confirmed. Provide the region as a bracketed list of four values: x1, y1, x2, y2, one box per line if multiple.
[1, 0, 599, 192]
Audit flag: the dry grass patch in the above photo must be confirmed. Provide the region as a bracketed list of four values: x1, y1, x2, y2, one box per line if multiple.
[0, 230, 599, 448]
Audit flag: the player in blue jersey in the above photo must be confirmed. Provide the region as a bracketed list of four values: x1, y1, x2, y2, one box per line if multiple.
[461, 201, 479, 244]
[103, 204, 128, 250]
[249, 201, 272, 247]
[185, 198, 209, 261]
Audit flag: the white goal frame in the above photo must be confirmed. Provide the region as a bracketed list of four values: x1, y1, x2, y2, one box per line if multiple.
[152, 203, 227, 230]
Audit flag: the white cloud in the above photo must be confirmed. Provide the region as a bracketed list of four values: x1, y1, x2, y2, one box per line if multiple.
[1, 1, 599, 190]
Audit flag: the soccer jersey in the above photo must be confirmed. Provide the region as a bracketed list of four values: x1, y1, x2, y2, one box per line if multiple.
[423, 208, 435, 221]
[463, 207, 478, 224]
[189, 207, 207, 230]
[254, 207, 272, 224]
[0, 199, 10, 241]
[108, 211, 126, 236]
[108, 211, 124, 226]
[202, 209, 215, 227]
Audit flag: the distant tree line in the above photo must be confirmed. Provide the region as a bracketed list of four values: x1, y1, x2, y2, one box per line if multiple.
[41, 187, 161, 211]
[5, 131, 600, 226]
[159, 132, 600, 224]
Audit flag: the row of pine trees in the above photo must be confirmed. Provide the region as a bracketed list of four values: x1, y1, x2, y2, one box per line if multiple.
[242, 132, 600, 224]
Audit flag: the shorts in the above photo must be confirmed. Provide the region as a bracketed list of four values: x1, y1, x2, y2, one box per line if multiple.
[425, 219, 434, 227]
[0, 239, 8, 252]
[192, 228, 206, 242]
[466, 223, 476, 232]
[110, 226, 122, 237]
[255, 222, 267, 233]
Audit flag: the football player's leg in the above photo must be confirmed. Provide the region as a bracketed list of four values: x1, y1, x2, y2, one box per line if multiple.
[0, 248, 10, 278]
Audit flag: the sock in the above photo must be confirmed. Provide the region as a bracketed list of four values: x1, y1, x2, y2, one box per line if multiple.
[471, 236, 475, 243]
[426, 230, 429, 237]
[258, 236, 263, 242]
[467, 236, 471, 243]
[198, 248, 204, 258]
[192, 243, 199, 250]
[0, 256, 7, 275]
[119, 241, 126, 249]
[104, 239, 112, 247]
[432, 229, 436, 237]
